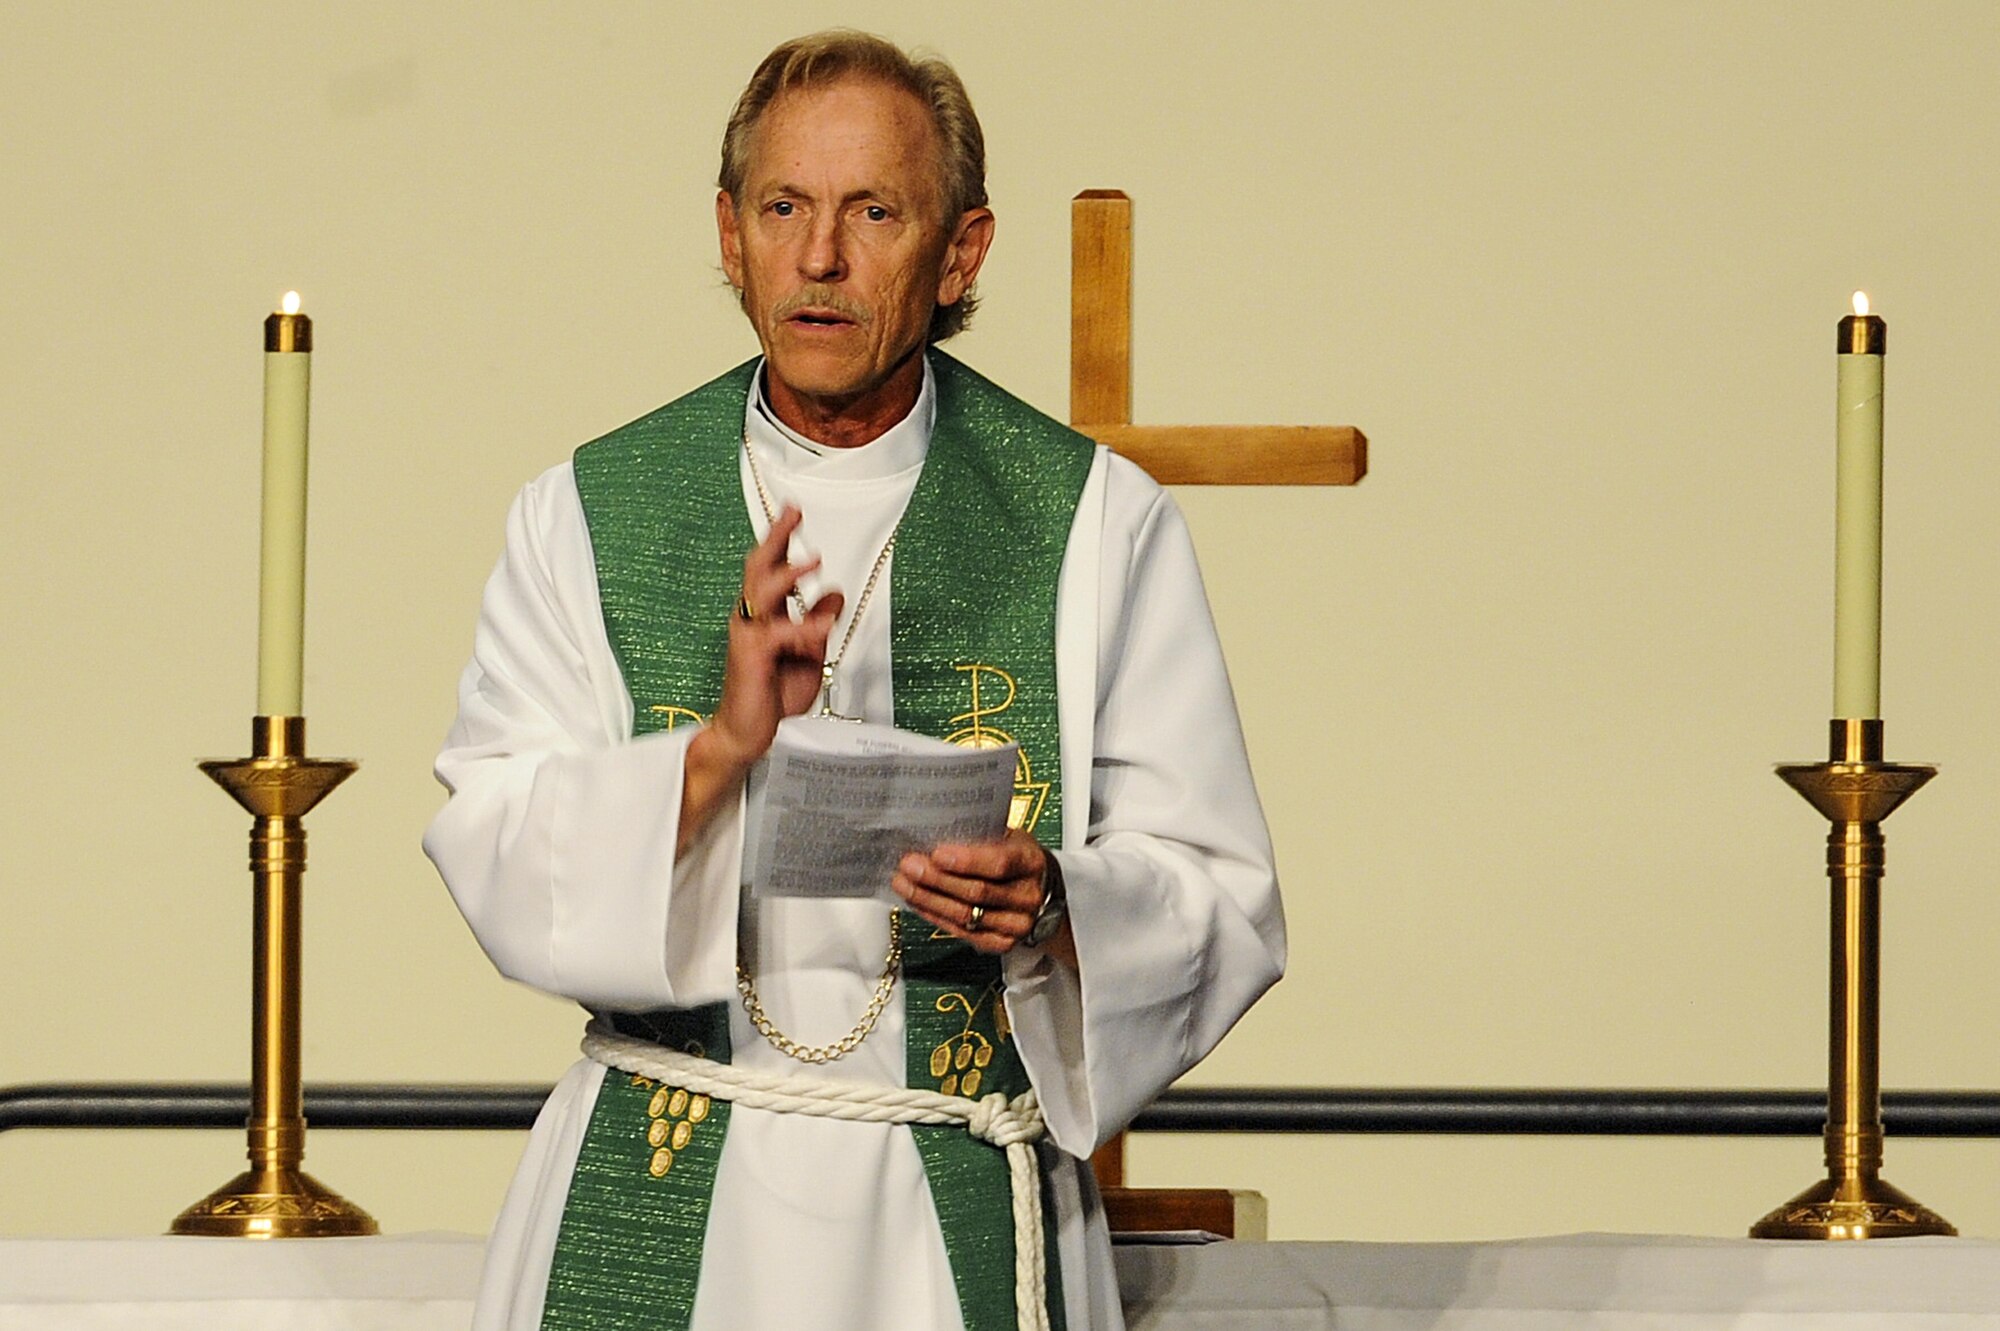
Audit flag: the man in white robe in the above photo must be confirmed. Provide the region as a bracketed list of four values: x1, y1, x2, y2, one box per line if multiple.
[425, 30, 1283, 1331]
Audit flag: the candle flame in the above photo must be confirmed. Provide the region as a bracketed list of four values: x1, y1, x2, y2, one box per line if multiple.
[281, 291, 302, 316]
[1852, 290, 1870, 317]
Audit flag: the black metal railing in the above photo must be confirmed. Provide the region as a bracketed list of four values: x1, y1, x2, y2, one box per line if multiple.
[7, 1083, 2000, 1137]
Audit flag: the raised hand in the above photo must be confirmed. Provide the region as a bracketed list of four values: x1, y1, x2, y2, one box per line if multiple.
[678, 505, 844, 855]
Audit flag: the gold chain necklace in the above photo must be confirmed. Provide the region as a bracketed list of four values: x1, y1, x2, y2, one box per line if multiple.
[736, 913, 903, 1064]
[735, 423, 905, 1063]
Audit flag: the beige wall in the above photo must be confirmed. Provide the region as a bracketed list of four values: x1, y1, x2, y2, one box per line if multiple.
[7, 2, 2000, 1241]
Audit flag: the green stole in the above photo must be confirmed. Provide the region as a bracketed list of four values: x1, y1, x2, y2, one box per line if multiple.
[539, 353, 1093, 1331]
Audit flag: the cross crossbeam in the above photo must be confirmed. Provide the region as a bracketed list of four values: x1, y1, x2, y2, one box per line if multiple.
[1068, 190, 1367, 486]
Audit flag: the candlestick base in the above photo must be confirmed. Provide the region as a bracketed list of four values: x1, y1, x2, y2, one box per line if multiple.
[170, 716, 376, 1238]
[171, 1166, 379, 1238]
[1748, 719, 1953, 1240]
[1750, 1176, 1955, 1241]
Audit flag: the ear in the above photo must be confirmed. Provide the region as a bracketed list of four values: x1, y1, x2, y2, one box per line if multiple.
[936, 207, 995, 309]
[716, 189, 746, 292]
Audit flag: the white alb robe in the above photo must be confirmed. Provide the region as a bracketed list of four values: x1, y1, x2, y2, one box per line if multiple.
[424, 358, 1285, 1331]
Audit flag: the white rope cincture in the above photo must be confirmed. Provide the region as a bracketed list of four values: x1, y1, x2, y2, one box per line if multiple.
[582, 1020, 1051, 1331]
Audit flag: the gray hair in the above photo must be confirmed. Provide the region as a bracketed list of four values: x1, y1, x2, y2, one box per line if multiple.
[719, 30, 987, 342]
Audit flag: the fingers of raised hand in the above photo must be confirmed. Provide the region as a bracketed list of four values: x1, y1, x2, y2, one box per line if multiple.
[739, 505, 821, 622]
[739, 556, 821, 624]
[802, 589, 845, 629]
[752, 504, 804, 562]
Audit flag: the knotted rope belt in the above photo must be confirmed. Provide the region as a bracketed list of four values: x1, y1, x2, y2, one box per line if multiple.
[581, 1019, 1054, 1331]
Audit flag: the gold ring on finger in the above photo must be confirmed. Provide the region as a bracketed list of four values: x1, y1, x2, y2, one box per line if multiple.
[737, 594, 757, 622]
[968, 904, 984, 931]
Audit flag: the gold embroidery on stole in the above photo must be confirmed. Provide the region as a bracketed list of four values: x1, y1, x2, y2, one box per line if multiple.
[943, 663, 1051, 834]
[928, 983, 1006, 1099]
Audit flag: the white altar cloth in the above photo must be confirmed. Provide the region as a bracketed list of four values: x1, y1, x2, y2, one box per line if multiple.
[1115, 1232, 2000, 1329]
[5, 1231, 2000, 1329]
[0, 1233, 481, 1331]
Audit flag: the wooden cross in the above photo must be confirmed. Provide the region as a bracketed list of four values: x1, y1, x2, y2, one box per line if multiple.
[1067, 189, 1367, 1238]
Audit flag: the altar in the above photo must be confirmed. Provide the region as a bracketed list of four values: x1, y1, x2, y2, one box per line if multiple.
[8, 1232, 2000, 1330]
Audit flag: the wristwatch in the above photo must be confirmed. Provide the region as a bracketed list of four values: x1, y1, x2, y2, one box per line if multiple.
[1023, 853, 1069, 947]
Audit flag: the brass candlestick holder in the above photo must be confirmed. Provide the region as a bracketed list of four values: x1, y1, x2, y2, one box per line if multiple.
[1749, 718, 1953, 1239]
[171, 715, 377, 1237]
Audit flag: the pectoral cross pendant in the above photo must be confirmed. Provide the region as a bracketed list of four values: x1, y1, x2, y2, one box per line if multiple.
[815, 663, 863, 723]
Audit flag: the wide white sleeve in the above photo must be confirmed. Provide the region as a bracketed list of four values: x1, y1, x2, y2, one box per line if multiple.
[1005, 455, 1286, 1154]
[422, 462, 741, 1011]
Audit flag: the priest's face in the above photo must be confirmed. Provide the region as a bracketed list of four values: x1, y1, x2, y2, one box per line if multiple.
[718, 77, 993, 444]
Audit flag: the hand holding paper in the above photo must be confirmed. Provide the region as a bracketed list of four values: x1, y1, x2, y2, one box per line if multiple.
[748, 717, 1016, 901]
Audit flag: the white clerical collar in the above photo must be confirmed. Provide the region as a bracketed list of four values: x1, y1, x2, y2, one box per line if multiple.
[746, 355, 934, 481]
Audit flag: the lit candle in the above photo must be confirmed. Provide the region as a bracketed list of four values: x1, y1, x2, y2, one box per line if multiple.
[1833, 291, 1886, 719]
[258, 292, 312, 717]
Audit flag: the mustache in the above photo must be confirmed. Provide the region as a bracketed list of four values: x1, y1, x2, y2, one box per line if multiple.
[772, 286, 871, 324]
